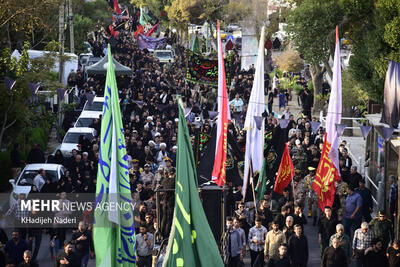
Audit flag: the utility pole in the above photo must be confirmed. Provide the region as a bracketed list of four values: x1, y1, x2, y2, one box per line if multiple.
[68, 0, 74, 54]
[58, 0, 66, 126]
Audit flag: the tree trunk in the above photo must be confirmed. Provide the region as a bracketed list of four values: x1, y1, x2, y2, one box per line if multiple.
[310, 63, 324, 114]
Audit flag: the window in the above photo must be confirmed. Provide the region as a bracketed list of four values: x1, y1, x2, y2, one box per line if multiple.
[63, 132, 94, 144]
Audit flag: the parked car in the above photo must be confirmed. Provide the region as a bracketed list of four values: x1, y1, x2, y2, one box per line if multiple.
[74, 110, 102, 132]
[83, 96, 105, 112]
[8, 163, 66, 208]
[59, 127, 96, 157]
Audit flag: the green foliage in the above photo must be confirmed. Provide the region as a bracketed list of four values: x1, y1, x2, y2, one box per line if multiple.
[342, 70, 368, 113]
[307, 80, 314, 94]
[293, 83, 303, 94]
[286, 0, 343, 65]
[275, 48, 304, 73]
[348, 0, 400, 102]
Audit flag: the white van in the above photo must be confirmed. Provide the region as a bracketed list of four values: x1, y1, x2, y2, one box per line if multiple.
[74, 110, 102, 131]
[83, 96, 104, 112]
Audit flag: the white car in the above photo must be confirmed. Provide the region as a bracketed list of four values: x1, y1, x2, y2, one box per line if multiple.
[8, 163, 65, 207]
[154, 50, 175, 64]
[83, 96, 105, 112]
[74, 110, 102, 131]
[59, 127, 96, 156]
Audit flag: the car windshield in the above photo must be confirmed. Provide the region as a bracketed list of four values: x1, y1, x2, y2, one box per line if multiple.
[156, 52, 173, 58]
[83, 101, 103, 111]
[63, 132, 94, 143]
[75, 118, 95, 127]
[17, 170, 58, 186]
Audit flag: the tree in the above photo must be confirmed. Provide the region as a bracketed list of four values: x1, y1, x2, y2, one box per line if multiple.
[286, 0, 343, 111]
[347, 0, 400, 102]
[275, 48, 304, 73]
[0, 42, 61, 148]
[0, 0, 60, 49]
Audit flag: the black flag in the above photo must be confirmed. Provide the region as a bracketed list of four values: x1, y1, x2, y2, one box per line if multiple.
[381, 61, 400, 127]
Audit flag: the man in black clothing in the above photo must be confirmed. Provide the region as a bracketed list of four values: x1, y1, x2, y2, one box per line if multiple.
[11, 143, 23, 179]
[343, 166, 362, 189]
[27, 143, 45, 164]
[55, 242, 80, 267]
[275, 205, 290, 231]
[356, 179, 373, 222]
[70, 221, 94, 267]
[18, 250, 39, 267]
[268, 244, 291, 267]
[268, 88, 274, 114]
[288, 224, 308, 267]
[318, 206, 338, 257]
[322, 237, 348, 267]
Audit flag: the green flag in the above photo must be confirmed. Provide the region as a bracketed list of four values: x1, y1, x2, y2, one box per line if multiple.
[94, 44, 136, 267]
[191, 35, 201, 54]
[163, 98, 224, 267]
[139, 6, 152, 26]
[255, 158, 267, 201]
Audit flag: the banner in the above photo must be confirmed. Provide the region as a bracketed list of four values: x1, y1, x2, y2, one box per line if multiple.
[137, 34, 166, 51]
[163, 98, 223, 267]
[273, 143, 295, 194]
[185, 49, 233, 86]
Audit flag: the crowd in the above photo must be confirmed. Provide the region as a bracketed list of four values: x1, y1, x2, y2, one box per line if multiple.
[3, 17, 400, 267]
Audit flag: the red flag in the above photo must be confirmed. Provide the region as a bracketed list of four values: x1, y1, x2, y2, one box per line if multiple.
[113, 0, 121, 14]
[134, 25, 144, 38]
[211, 20, 231, 186]
[312, 134, 340, 211]
[145, 22, 160, 37]
[273, 143, 295, 194]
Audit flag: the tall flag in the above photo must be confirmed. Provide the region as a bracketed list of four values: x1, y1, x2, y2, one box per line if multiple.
[163, 98, 224, 267]
[381, 60, 400, 128]
[139, 6, 152, 26]
[211, 20, 231, 186]
[191, 35, 201, 54]
[242, 26, 266, 198]
[94, 44, 136, 267]
[273, 143, 295, 194]
[113, 0, 121, 14]
[312, 26, 342, 211]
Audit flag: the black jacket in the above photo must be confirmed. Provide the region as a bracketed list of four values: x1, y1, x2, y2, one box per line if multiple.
[322, 246, 348, 267]
[288, 234, 308, 265]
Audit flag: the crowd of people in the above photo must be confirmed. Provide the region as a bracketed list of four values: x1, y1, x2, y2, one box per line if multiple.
[3, 16, 400, 267]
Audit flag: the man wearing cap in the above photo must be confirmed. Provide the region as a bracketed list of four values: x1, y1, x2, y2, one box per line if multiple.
[368, 211, 393, 250]
[293, 177, 306, 208]
[141, 164, 154, 185]
[355, 178, 373, 222]
[305, 167, 318, 224]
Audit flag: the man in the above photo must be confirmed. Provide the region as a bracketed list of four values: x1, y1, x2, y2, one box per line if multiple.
[352, 222, 374, 267]
[11, 143, 23, 180]
[55, 241, 80, 267]
[364, 238, 387, 267]
[223, 217, 244, 267]
[283, 216, 294, 240]
[293, 204, 307, 228]
[356, 179, 373, 222]
[288, 224, 308, 267]
[368, 210, 393, 250]
[264, 221, 286, 262]
[389, 175, 398, 223]
[274, 205, 290, 231]
[329, 224, 351, 262]
[258, 199, 274, 229]
[268, 244, 291, 267]
[136, 224, 154, 267]
[70, 221, 94, 267]
[305, 167, 318, 225]
[6, 194, 30, 240]
[33, 169, 45, 192]
[18, 250, 38, 267]
[160, 167, 175, 237]
[322, 237, 348, 267]
[140, 164, 154, 185]
[5, 230, 28, 265]
[229, 93, 244, 114]
[232, 217, 246, 261]
[318, 206, 338, 256]
[248, 217, 268, 267]
[386, 240, 400, 267]
[344, 185, 363, 237]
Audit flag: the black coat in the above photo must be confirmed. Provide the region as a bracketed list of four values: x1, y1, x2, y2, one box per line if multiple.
[322, 246, 348, 267]
[288, 234, 308, 265]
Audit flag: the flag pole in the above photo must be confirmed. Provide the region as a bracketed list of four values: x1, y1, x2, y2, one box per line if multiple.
[245, 158, 259, 217]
